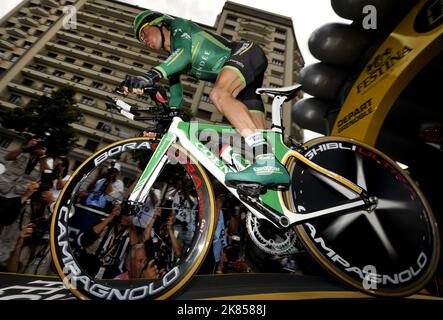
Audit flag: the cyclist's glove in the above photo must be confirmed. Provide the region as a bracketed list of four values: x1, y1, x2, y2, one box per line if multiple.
[120, 69, 162, 92]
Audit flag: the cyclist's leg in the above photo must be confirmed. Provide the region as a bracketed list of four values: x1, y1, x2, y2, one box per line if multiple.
[209, 68, 257, 138]
[212, 41, 289, 188]
[237, 72, 267, 130]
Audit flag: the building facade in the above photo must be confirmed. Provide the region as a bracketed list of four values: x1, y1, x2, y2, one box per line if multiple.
[0, 0, 304, 174]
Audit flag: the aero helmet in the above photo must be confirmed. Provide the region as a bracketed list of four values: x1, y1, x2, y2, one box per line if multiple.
[133, 10, 170, 42]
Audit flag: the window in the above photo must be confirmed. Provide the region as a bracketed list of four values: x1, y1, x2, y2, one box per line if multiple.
[92, 81, 103, 89]
[84, 139, 99, 152]
[32, 15, 41, 21]
[224, 24, 235, 31]
[101, 67, 112, 74]
[196, 109, 212, 121]
[275, 28, 286, 35]
[8, 94, 21, 104]
[84, 34, 94, 39]
[58, 40, 68, 45]
[64, 57, 75, 63]
[17, 12, 26, 17]
[109, 29, 118, 34]
[271, 59, 284, 66]
[83, 62, 93, 69]
[107, 55, 120, 61]
[74, 45, 85, 51]
[45, 20, 54, 26]
[47, 52, 58, 58]
[101, 39, 111, 44]
[133, 62, 143, 68]
[93, 24, 102, 29]
[221, 33, 233, 40]
[42, 84, 54, 93]
[20, 25, 30, 32]
[72, 76, 84, 83]
[200, 94, 211, 103]
[53, 70, 65, 77]
[7, 36, 18, 43]
[23, 41, 32, 49]
[273, 48, 284, 55]
[275, 38, 285, 45]
[35, 65, 47, 72]
[96, 122, 111, 132]
[118, 44, 128, 49]
[34, 30, 43, 36]
[92, 50, 103, 56]
[22, 79, 34, 86]
[271, 70, 283, 79]
[0, 67, 6, 76]
[0, 136, 12, 149]
[80, 96, 94, 105]
[10, 54, 20, 62]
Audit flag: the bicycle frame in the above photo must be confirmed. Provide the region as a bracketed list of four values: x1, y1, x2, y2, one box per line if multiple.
[126, 92, 370, 229]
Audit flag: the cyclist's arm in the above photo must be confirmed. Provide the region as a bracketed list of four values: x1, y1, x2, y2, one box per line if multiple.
[153, 20, 192, 79]
[169, 74, 184, 108]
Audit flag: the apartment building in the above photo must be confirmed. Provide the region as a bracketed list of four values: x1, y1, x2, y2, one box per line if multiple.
[0, 0, 304, 175]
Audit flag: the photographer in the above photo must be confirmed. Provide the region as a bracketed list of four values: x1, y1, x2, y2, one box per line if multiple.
[51, 156, 71, 202]
[142, 204, 184, 272]
[1, 181, 54, 274]
[0, 137, 53, 225]
[76, 204, 137, 279]
[114, 244, 159, 280]
[85, 161, 124, 212]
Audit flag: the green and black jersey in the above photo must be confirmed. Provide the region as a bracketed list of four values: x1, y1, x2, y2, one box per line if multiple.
[152, 17, 268, 111]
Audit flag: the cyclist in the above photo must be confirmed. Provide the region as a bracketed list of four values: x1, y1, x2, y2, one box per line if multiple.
[119, 10, 290, 190]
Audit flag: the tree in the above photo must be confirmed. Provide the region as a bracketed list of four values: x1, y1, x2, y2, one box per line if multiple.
[1, 85, 83, 157]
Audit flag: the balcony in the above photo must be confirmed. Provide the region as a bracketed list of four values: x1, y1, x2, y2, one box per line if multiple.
[6, 27, 28, 38]
[21, 65, 149, 112]
[72, 122, 119, 143]
[7, 82, 44, 99]
[17, 17, 40, 27]
[56, 31, 160, 71]
[41, 0, 59, 8]
[34, 52, 120, 83]
[238, 30, 272, 44]
[77, 11, 131, 34]
[239, 20, 274, 34]
[0, 100, 21, 110]
[0, 40, 16, 50]
[29, 6, 50, 17]
[83, 3, 135, 21]
[77, 103, 147, 130]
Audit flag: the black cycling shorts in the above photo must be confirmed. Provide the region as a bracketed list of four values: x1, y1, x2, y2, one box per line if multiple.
[223, 41, 268, 112]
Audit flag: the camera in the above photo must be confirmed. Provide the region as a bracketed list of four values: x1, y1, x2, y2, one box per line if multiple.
[24, 217, 49, 246]
[22, 132, 50, 154]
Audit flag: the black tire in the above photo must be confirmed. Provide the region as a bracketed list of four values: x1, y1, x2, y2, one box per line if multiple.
[50, 137, 216, 300]
[284, 136, 440, 297]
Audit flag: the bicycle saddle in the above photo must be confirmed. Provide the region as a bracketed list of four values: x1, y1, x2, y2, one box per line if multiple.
[256, 83, 302, 101]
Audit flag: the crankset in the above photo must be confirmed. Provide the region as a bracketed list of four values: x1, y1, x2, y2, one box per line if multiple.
[246, 211, 298, 255]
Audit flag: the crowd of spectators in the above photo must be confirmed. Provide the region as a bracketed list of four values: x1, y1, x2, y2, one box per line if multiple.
[0, 135, 311, 283]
